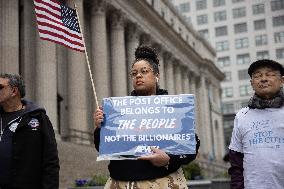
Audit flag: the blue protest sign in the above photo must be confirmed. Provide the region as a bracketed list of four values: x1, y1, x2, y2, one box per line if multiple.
[97, 94, 195, 160]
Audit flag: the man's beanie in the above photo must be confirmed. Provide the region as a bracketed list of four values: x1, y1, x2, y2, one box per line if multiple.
[248, 59, 284, 77]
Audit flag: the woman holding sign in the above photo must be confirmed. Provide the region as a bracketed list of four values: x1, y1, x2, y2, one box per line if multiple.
[94, 46, 200, 189]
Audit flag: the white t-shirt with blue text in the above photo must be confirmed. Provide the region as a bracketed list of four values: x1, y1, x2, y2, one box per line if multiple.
[229, 106, 284, 189]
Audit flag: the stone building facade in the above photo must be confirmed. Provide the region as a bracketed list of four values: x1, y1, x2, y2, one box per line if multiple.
[0, 0, 225, 187]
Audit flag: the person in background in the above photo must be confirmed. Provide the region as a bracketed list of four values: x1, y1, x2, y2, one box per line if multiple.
[228, 59, 284, 189]
[94, 46, 200, 189]
[0, 73, 59, 189]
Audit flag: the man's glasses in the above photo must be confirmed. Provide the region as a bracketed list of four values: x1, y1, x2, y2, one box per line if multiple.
[130, 67, 154, 79]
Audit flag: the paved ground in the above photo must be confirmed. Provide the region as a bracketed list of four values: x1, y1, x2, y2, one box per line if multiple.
[58, 140, 109, 189]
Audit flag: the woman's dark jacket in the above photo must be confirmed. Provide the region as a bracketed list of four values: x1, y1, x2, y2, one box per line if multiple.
[94, 89, 200, 181]
[0, 100, 59, 189]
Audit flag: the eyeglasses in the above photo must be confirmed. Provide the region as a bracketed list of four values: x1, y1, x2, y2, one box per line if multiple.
[252, 71, 281, 80]
[130, 67, 154, 78]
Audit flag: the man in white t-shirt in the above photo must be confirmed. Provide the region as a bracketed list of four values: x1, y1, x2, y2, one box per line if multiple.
[229, 59, 284, 189]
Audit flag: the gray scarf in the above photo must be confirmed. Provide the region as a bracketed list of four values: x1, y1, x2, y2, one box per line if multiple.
[248, 89, 284, 109]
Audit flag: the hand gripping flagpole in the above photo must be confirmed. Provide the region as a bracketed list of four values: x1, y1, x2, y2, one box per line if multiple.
[73, 2, 99, 107]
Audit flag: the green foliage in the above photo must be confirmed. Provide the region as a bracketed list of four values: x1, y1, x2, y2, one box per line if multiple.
[182, 161, 203, 180]
[91, 175, 108, 186]
[214, 170, 230, 178]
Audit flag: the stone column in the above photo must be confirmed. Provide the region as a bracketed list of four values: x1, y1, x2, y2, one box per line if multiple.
[189, 72, 197, 95]
[126, 23, 139, 93]
[195, 76, 205, 154]
[91, 0, 110, 103]
[0, 0, 19, 73]
[215, 84, 225, 159]
[20, 0, 36, 100]
[56, 45, 68, 139]
[67, 0, 89, 143]
[110, 11, 127, 97]
[208, 81, 215, 159]
[199, 71, 212, 156]
[152, 44, 166, 89]
[215, 85, 222, 110]
[182, 68, 191, 94]
[35, 35, 57, 132]
[164, 52, 175, 95]
[191, 75, 199, 141]
[140, 33, 151, 46]
[174, 62, 183, 94]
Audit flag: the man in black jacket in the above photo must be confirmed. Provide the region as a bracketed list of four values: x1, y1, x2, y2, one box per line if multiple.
[0, 73, 59, 189]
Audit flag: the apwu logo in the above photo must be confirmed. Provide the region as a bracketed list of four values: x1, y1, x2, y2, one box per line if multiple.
[28, 118, 40, 130]
[135, 145, 159, 153]
[9, 122, 19, 132]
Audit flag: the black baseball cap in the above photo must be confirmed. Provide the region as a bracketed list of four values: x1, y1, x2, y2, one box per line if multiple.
[248, 59, 284, 77]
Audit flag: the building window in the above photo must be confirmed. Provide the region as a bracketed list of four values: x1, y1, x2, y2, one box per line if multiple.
[232, 0, 244, 3]
[215, 26, 228, 37]
[252, 4, 265, 14]
[222, 103, 235, 114]
[224, 71, 232, 81]
[256, 51, 270, 59]
[198, 29, 209, 39]
[170, 18, 175, 27]
[239, 85, 252, 96]
[222, 87, 233, 98]
[161, 10, 165, 18]
[254, 19, 266, 30]
[178, 27, 182, 35]
[233, 7, 246, 18]
[179, 2, 190, 13]
[237, 53, 250, 65]
[184, 16, 191, 23]
[234, 23, 247, 34]
[217, 56, 230, 67]
[276, 48, 284, 59]
[238, 69, 250, 80]
[197, 14, 208, 25]
[255, 34, 268, 46]
[223, 120, 234, 134]
[213, 0, 225, 7]
[214, 11, 227, 22]
[273, 16, 284, 27]
[196, 0, 207, 10]
[235, 37, 249, 49]
[240, 101, 248, 108]
[271, 0, 284, 11]
[274, 31, 284, 43]
[216, 41, 229, 52]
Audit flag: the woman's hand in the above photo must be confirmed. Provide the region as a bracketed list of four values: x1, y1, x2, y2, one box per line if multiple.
[137, 147, 170, 167]
[94, 106, 104, 128]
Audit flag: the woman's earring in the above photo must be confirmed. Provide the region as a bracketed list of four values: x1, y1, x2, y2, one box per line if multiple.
[156, 77, 159, 83]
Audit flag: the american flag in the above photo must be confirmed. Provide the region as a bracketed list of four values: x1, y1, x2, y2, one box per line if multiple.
[34, 0, 85, 52]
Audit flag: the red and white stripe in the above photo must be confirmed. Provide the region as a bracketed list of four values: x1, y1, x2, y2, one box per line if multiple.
[34, 0, 85, 52]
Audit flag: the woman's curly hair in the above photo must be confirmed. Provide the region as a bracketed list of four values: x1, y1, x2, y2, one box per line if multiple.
[133, 46, 160, 74]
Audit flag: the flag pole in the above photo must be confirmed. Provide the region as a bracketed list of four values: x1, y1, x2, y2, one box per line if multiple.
[73, 1, 99, 107]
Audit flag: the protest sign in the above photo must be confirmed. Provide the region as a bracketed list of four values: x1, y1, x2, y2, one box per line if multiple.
[97, 94, 195, 161]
